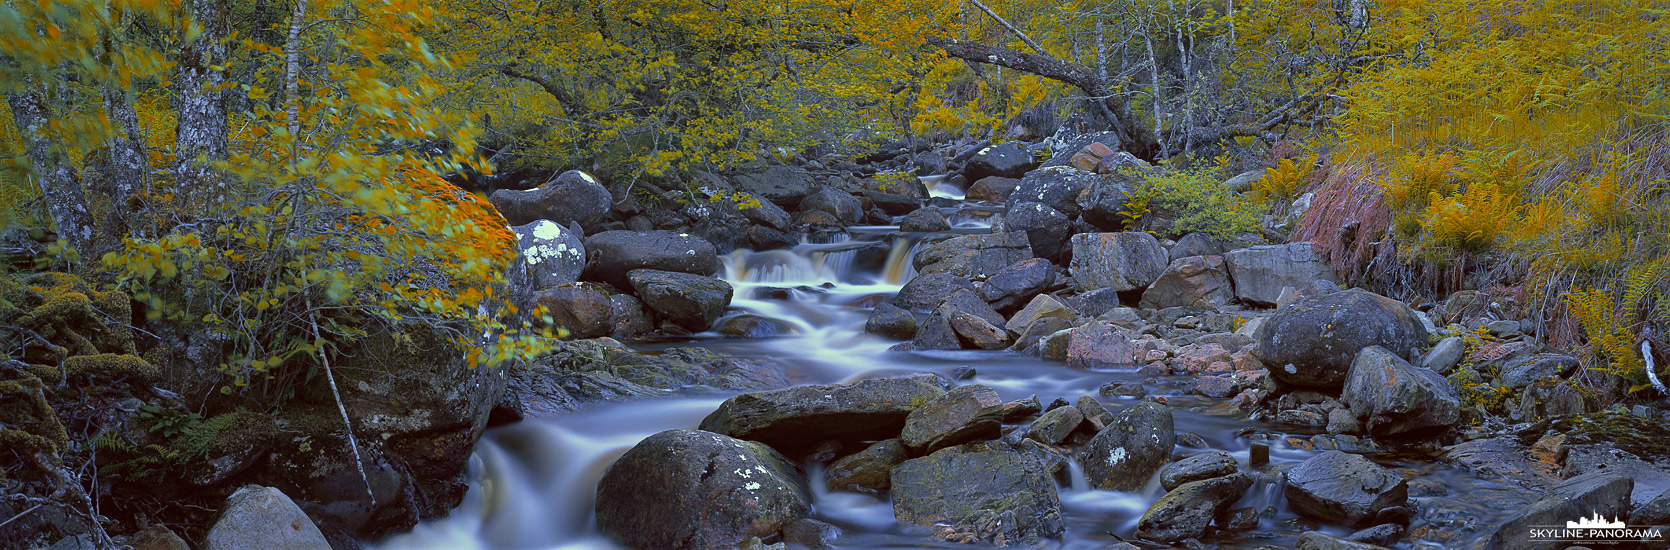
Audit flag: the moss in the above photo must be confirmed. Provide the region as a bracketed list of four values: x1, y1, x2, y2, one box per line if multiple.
[0, 377, 68, 452]
[1516, 410, 1670, 458]
[62, 353, 159, 385]
[170, 411, 277, 460]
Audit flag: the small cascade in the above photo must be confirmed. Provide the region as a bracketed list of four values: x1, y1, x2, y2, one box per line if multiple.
[880, 237, 921, 285]
[921, 174, 964, 200]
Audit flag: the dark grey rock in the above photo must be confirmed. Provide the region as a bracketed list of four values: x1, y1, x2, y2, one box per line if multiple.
[1080, 402, 1176, 491]
[1069, 232, 1169, 292]
[733, 165, 818, 208]
[913, 231, 1033, 279]
[1139, 255, 1235, 311]
[900, 384, 1006, 455]
[1422, 336, 1466, 374]
[489, 170, 613, 230]
[1169, 233, 1226, 263]
[1499, 353, 1580, 389]
[1342, 346, 1461, 437]
[698, 374, 947, 453]
[996, 201, 1073, 263]
[627, 269, 734, 332]
[532, 285, 614, 339]
[1485, 472, 1632, 550]
[1134, 473, 1255, 543]
[824, 439, 907, 496]
[583, 230, 721, 289]
[1075, 173, 1139, 231]
[1160, 451, 1240, 491]
[1223, 242, 1339, 306]
[949, 312, 1011, 350]
[1283, 450, 1408, 527]
[899, 208, 950, 232]
[980, 258, 1056, 314]
[1255, 289, 1429, 389]
[1005, 166, 1100, 217]
[717, 314, 801, 338]
[965, 176, 1020, 203]
[798, 187, 863, 222]
[891, 272, 976, 313]
[595, 429, 809, 550]
[1295, 532, 1389, 550]
[963, 141, 1040, 181]
[1025, 405, 1083, 445]
[865, 303, 917, 339]
[890, 444, 1064, 545]
[1006, 294, 1076, 335]
[1067, 323, 1136, 370]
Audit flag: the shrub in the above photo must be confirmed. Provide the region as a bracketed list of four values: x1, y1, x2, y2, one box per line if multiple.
[1129, 165, 1263, 241]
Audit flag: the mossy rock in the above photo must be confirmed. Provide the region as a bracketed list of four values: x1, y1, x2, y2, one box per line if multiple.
[0, 376, 69, 454]
[62, 353, 159, 385]
[1516, 410, 1670, 459]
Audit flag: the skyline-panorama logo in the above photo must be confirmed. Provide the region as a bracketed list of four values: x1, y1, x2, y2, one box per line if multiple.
[1528, 511, 1664, 546]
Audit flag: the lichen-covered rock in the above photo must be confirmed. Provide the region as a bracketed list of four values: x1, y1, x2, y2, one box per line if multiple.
[1139, 255, 1234, 311]
[1341, 346, 1460, 437]
[489, 170, 612, 230]
[891, 272, 976, 313]
[864, 303, 917, 340]
[1160, 451, 1240, 491]
[798, 187, 863, 223]
[595, 429, 810, 550]
[698, 374, 946, 453]
[1005, 166, 1102, 217]
[949, 312, 1011, 350]
[824, 439, 907, 495]
[508, 342, 787, 415]
[203, 486, 331, 550]
[1283, 451, 1408, 527]
[1223, 242, 1339, 306]
[1080, 401, 1175, 491]
[979, 258, 1055, 314]
[1067, 323, 1137, 370]
[1255, 289, 1428, 389]
[912, 231, 1033, 279]
[582, 230, 722, 289]
[996, 201, 1073, 263]
[627, 269, 734, 332]
[890, 444, 1064, 545]
[900, 384, 1005, 455]
[1005, 294, 1075, 335]
[1134, 473, 1255, 543]
[532, 284, 614, 339]
[962, 141, 1039, 182]
[1069, 232, 1168, 292]
[899, 208, 951, 232]
[509, 220, 586, 291]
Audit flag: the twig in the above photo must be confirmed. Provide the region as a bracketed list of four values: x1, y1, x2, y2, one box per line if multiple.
[1645, 341, 1667, 397]
[305, 297, 377, 507]
[0, 504, 42, 530]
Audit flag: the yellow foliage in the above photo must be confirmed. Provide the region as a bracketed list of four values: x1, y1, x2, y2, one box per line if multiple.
[1252, 154, 1314, 204]
[1421, 183, 1518, 252]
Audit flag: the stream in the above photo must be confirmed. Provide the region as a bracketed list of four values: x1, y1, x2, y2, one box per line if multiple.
[372, 198, 1544, 549]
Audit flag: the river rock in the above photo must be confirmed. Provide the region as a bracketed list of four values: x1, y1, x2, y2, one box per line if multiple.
[717, 314, 800, 338]
[1134, 473, 1256, 543]
[1341, 346, 1460, 437]
[202, 486, 331, 550]
[799, 187, 863, 223]
[865, 302, 917, 339]
[1006, 166, 1098, 217]
[1168, 233, 1226, 263]
[1076, 173, 1139, 231]
[913, 231, 1033, 279]
[1421, 336, 1466, 374]
[733, 165, 817, 207]
[891, 272, 976, 312]
[996, 201, 1074, 263]
[1067, 323, 1137, 370]
[782, 518, 842, 550]
[910, 305, 962, 350]
[627, 269, 733, 332]
[962, 141, 1038, 181]
[489, 170, 612, 230]
[899, 208, 950, 232]
[943, 288, 1005, 327]
[1080, 401, 1176, 491]
[824, 439, 906, 495]
[1499, 353, 1580, 389]
[890, 444, 1064, 545]
[1006, 294, 1075, 334]
[583, 230, 721, 289]
[737, 192, 792, 230]
[966, 176, 1020, 202]
[1139, 255, 1234, 311]
[901, 384, 1005, 455]
[699, 374, 946, 452]
[1283, 451, 1408, 527]
[949, 312, 1011, 350]
[532, 285, 614, 339]
[980, 258, 1055, 314]
[1223, 242, 1339, 306]
[1069, 232, 1169, 292]
[1160, 451, 1240, 491]
[1485, 472, 1633, 550]
[1255, 289, 1429, 389]
[1025, 405, 1083, 445]
[595, 429, 809, 550]
[608, 294, 654, 338]
[510, 220, 587, 290]
[1295, 532, 1390, 550]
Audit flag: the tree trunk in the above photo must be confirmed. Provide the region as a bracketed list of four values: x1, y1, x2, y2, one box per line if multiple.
[100, 84, 150, 238]
[7, 85, 95, 251]
[175, 0, 231, 203]
[285, 0, 310, 144]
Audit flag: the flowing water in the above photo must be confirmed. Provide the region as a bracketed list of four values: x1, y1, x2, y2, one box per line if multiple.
[373, 201, 1543, 550]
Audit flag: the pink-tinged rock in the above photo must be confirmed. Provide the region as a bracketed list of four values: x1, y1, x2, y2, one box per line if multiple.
[1067, 324, 1137, 369]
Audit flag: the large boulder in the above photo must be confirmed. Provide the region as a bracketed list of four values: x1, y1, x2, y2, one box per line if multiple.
[798, 187, 863, 223]
[1254, 289, 1429, 389]
[1075, 173, 1139, 231]
[627, 269, 733, 332]
[1160, 451, 1240, 491]
[1485, 473, 1634, 550]
[739, 192, 793, 230]
[698, 374, 946, 453]
[732, 165, 818, 208]
[962, 141, 1039, 181]
[1006, 294, 1076, 335]
[898, 208, 950, 232]
[1080, 402, 1176, 491]
[1005, 166, 1101, 217]
[583, 230, 721, 289]
[900, 384, 1005, 455]
[509, 220, 586, 290]
[996, 202, 1074, 263]
[890, 444, 1064, 545]
[824, 439, 907, 495]
[488, 170, 613, 230]
[1134, 473, 1256, 543]
[1283, 451, 1408, 527]
[531, 285, 614, 339]
[864, 302, 917, 339]
[913, 231, 1033, 279]
[203, 486, 331, 550]
[1223, 243, 1339, 306]
[595, 429, 810, 550]
[909, 290, 1005, 351]
[979, 258, 1055, 314]
[1138, 255, 1234, 311]
[1069, 232, 1169, 292]
[891, 272, 975, 312]
[1168, 232, 1226, 263]
[965, 176, 1020, 203]
[1341, 346, 1461, 437]
[1067, 323, 1137, 370]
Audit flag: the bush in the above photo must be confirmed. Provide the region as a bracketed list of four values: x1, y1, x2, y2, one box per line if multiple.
[1129, 164, 1263, 241]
